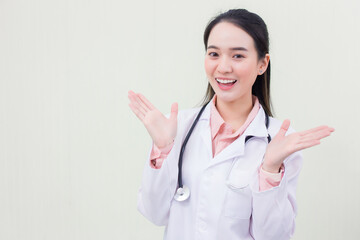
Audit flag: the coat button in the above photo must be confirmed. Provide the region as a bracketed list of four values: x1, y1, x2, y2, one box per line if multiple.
[199, 221, 207, 231]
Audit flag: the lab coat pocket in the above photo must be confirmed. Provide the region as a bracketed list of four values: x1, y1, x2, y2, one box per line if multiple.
[223, 171, 253, 219]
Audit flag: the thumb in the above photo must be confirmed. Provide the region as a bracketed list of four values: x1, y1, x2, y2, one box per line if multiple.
[170, 102, 178, 121]
[278, 119, 290, 136]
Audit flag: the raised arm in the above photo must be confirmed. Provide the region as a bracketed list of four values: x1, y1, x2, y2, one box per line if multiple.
[128, 90, 178, 148]
[263, 119, 335, 173]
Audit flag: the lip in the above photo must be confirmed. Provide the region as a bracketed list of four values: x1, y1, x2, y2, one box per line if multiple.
[215, 77, 237, 90]
[215, 77, 237, 81]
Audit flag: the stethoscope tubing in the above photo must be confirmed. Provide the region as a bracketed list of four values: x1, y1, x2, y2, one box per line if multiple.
[177, 103, 208, 189]
[175, 102, 271, 201]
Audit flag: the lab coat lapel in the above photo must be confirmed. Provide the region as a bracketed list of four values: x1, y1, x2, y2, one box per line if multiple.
[207, 106, 269, 168]
[209, 135, 246, 167]
[243, 106, 269, 139]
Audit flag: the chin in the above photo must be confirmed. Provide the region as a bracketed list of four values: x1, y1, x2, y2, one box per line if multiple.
[214, 92, 239, 103]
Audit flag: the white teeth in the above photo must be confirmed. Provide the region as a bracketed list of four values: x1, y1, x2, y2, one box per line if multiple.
[216, 78, 237, 84]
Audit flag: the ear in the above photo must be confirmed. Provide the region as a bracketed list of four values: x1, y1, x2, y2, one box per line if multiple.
[258, 54, 270, 75]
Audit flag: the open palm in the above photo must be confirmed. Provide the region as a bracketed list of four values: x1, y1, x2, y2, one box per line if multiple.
[263, 119, 335, 172]
[128, 90, 178, 148]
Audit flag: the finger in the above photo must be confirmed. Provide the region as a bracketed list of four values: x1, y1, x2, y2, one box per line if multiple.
[170, 102, 178, 121]
[276, 119, 290, 137]
[128, 93, 148, 116]
[300, 129, 333, 142]
[299, 125, 331, 136]
[295, 139, 321, 152]
[128, 96, 147, 117]
[138, 93, 156, 111]
[129, 103, 145, 121]
[300, 126, 334, 139]
[128, 90, 136, 100]
[128, 90, 136, 96]
[128, 91, 151, 112]
[128, 90, 139, 102]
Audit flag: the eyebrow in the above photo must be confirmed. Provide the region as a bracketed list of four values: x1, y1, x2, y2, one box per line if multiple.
[207, 45, 248, 51]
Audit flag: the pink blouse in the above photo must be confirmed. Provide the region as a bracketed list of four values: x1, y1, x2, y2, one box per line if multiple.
[149, 95, 284, 191]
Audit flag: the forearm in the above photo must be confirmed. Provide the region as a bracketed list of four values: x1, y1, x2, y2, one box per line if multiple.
[250, 152, 302, 240]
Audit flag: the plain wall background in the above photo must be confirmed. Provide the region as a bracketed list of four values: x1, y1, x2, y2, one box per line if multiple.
[1, 0, 359, 239]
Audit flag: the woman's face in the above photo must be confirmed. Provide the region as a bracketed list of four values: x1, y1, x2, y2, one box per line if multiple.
[204, 21, 269, 104]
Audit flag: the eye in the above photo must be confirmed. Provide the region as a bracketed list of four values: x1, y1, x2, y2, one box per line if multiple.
[233, 54, 244, 59]
[208, 52, 219, 57]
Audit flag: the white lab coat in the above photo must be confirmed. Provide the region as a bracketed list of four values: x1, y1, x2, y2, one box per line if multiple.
[137, 103, 303, 240]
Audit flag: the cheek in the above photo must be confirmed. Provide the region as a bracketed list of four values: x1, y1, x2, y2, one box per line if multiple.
[204, 58, 216, 76]
[234, 61, 258, 78]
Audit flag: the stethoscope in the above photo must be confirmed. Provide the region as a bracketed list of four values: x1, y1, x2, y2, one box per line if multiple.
[173, 102, 272, 202]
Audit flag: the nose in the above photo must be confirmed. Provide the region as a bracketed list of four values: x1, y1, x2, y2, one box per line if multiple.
[216, 56, 232, 74]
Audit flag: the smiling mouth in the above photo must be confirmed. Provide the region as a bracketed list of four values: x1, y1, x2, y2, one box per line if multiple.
[215, 78, 237, 90]
[215, 78, 237, 84]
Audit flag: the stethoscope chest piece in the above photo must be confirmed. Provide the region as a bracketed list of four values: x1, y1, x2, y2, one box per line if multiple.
[174, 185, 190, 202]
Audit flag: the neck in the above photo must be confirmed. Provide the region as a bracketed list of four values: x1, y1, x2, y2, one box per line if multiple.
[215, 94, 254, 126]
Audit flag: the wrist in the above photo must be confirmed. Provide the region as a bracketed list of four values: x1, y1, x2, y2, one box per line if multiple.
[155, 138, 174, 149]
[262, 162, 282, 173]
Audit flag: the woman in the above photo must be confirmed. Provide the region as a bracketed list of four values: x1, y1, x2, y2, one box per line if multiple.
[128, 9, 334, 240]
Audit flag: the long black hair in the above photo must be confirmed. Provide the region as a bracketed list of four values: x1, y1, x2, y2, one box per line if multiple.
[202, 9, 273, 116]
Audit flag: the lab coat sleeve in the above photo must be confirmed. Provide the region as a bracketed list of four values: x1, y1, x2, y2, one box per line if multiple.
[137, 111, 189, 226]
[249, 151, 303, 240]
[137, 156, 178, 226]
[149, 142, 174, 169]
[259, 163, 284, 191]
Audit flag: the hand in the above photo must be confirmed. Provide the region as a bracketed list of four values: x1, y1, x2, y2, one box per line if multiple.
[128, 90, 178, 148]
[262, 119, 335, 173]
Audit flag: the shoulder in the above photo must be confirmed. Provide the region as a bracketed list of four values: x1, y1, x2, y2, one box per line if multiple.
[165, 106, 204, 126]
[178, 107, 203, 120]
[177, 107, 206, 132]
[164, 106, 205, 141]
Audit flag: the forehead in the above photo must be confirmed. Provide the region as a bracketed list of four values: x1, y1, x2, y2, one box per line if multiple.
[207, 21, 255, 50]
